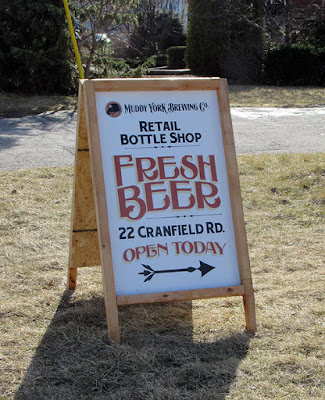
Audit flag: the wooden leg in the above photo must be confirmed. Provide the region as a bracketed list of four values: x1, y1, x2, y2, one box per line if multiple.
[68, 267, 77, 290]
[105, 305, 120, 344]
[101, 265, 120, 343]
[243, 286, 257, 332]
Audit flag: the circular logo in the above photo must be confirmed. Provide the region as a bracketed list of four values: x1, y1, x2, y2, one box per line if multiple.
[106, 101, 122, 118]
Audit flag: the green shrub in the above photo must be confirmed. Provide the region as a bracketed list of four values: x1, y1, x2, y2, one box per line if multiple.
[0, 0, 73, 94]
[318, 50, 325, 86]
[125, 59, 142, 69]
[155, 54, 168, 67]
[141, 54, 168, 68]
[167, 46, 186, 69]
[158, 14, 186, 52]
[264, 45, 324, 86]
[186, 0, 264, 83]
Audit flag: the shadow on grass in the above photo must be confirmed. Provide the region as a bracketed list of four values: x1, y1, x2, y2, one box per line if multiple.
[0, 118, 35, 150]
[15, 290, 251, 400]
[0, 110, 76, 152]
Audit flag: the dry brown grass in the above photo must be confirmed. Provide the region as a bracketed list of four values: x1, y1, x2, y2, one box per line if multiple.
[0, 93, 77, 118]
[1, 85, 325, 118]
[228, 85, 325, 108]
[0, 153, 324, 399]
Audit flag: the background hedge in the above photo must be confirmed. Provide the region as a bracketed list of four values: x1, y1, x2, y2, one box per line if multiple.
[264, 45, 325, 86]
[167, 46, 186, 69]
[186, 0, 264, 83]
[0, 0, 73, 94]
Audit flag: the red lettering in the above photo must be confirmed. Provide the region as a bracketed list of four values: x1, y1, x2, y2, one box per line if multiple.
[172, 241, 182, 254]
[114, 155, 133, 187]
[197, 155, 218, 182]
[135, 246, 146, 260]
[194, 241, 205, 254]
[180, 155, 198, 179]
[117, 185, 146, 220]
[169, 181, 196, 210]
[181, 241, 194, 254]
[214, 242, 226, 255]
[144, 182, 170, 212]
[136, 157, 158, 182]
[157, 156, 179, 179]
[206, 242, 217, 254]
[146, 244, 157, 258]
[195, 181, 221, 209]
[123, 248, 135, 262]
[157, 243, 168, 255]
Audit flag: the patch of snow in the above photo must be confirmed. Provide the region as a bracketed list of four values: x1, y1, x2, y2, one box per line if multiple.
[231, 107, 325, 120]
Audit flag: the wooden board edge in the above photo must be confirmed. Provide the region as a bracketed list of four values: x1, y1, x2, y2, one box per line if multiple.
[217, 79, 253, 285]
[217, 78, 257, 332]
[117, 285, 245, 306]
[67, 81, 85, 289]
[92, 77, 220, 91]
[83, 80, 121, 343]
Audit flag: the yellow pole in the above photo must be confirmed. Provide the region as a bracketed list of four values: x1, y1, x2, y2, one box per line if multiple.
[62, 0, 85, 79]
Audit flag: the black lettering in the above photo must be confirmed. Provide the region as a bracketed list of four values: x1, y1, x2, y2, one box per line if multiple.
[126, 227, 135, 239]
[120, 134, 128, 145]
[119, 227, 126, 239]
[139, 121, 147, 132]
[206, 222, 213, 234]
[138, 226, 146, 238]
[170, 133, 177, 143]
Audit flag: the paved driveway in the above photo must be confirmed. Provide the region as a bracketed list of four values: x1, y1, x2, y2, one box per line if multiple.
[232, 107, 325, 154]
[0, 107, 324, 170]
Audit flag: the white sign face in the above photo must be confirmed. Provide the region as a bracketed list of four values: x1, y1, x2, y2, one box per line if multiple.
[95, 90, 241, 296]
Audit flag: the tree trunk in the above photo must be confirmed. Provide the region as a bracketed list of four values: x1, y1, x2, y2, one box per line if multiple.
[85, 44, 97, 78]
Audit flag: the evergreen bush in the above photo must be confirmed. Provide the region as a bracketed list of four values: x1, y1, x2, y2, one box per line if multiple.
[264, 45, 324, 86]
[186, 0, 264, 83]
[167, 46, 186, 68]
[318, 50, 325, 86]
[0, 0, 73, 94]
[155, 54, 168, 67]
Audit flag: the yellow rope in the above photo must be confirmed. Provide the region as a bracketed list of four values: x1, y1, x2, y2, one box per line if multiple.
[62, 0, 85, 79]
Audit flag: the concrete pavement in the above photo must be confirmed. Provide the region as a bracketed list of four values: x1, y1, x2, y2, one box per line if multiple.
[0, 107, 324, 170]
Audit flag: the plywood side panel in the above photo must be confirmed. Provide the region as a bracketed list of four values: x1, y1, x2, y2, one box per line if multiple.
[73, 150, 97, 231]
[70, 231, 100, 268]
[68, 82, 100, 291]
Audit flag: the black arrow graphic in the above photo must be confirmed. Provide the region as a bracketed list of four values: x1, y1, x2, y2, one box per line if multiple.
[139, 261, 215, 282]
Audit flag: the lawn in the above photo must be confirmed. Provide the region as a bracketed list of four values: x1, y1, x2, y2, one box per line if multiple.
[0, 153, 324, 399]
[228, 85, 325, 108]
[1, 84, 325, 117]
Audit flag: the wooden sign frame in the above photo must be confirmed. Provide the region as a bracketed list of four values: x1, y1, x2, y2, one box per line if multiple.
[68, 78, 256, 343]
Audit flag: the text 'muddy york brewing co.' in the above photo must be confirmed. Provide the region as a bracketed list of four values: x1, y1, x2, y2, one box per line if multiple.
[124, 101, 209, 114]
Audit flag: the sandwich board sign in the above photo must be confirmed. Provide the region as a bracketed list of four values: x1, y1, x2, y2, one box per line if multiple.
[68, 78, 256, 343]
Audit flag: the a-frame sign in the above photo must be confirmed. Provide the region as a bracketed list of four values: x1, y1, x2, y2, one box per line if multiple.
[68, 78, 256, 343]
